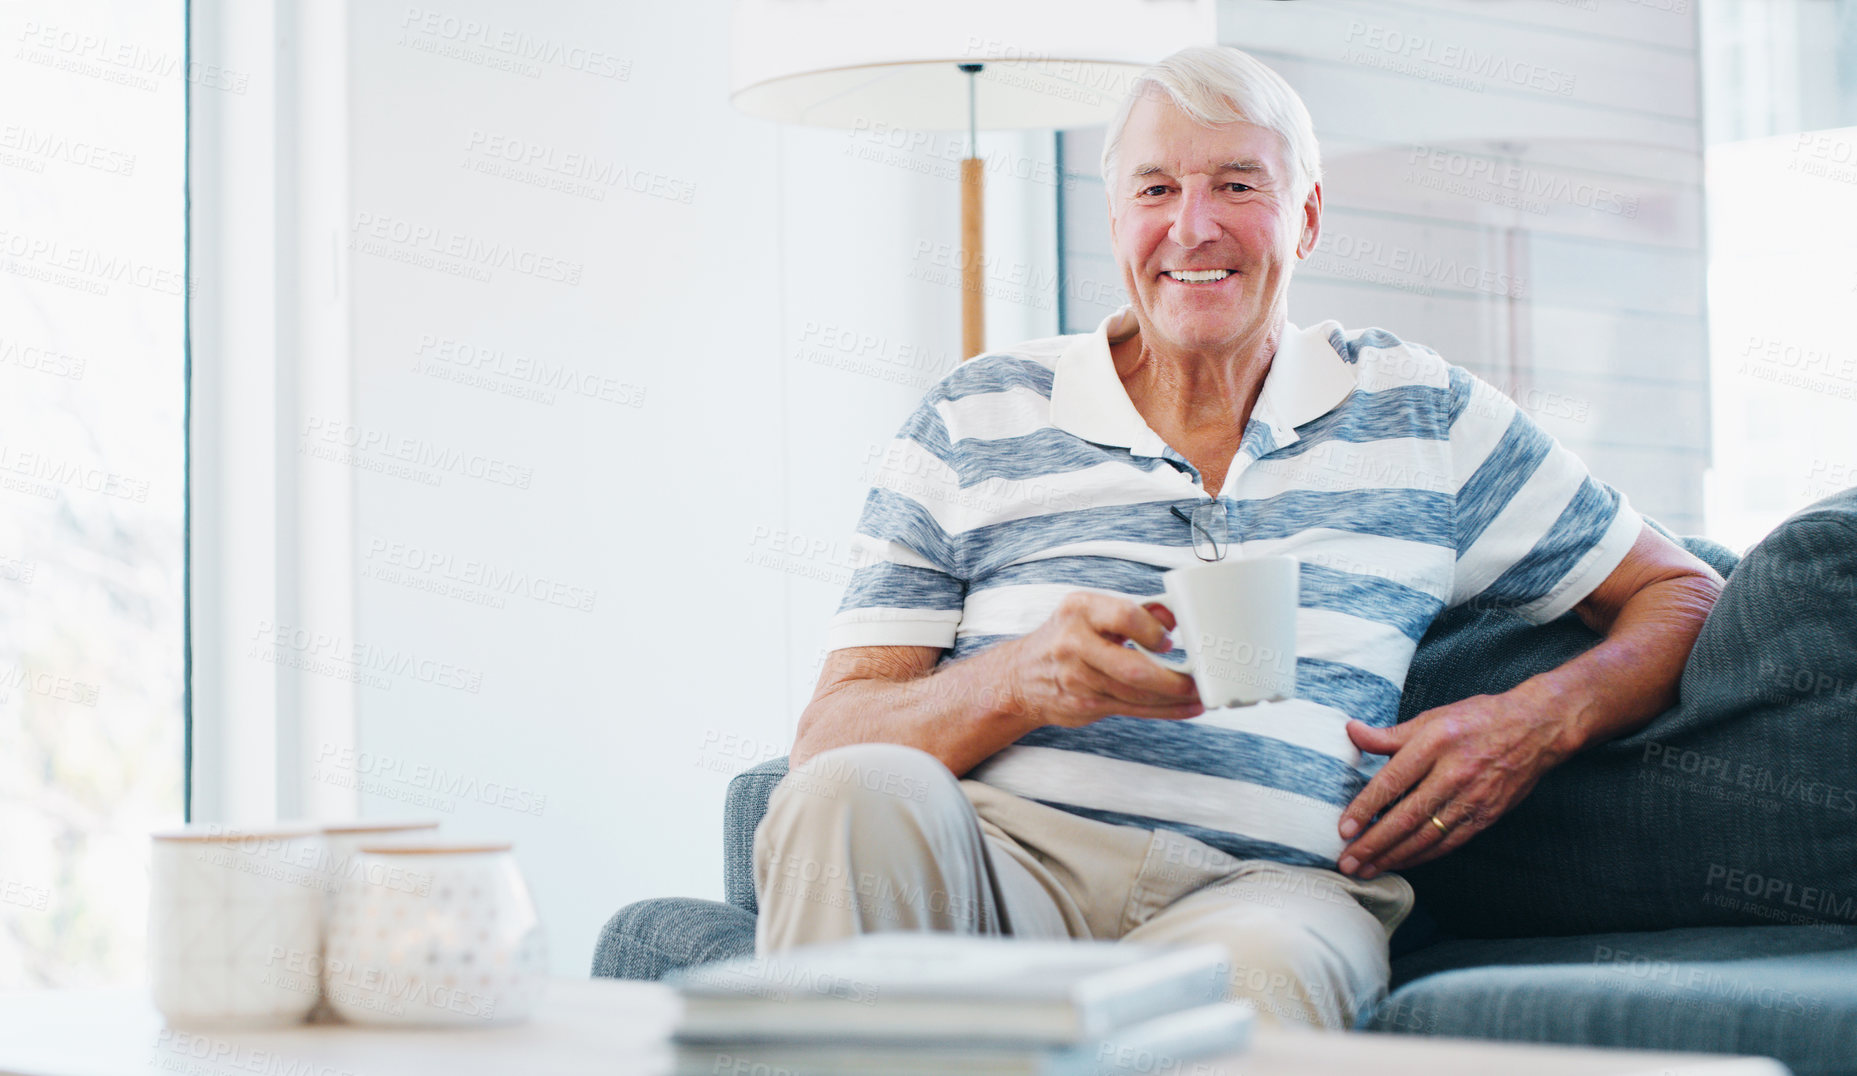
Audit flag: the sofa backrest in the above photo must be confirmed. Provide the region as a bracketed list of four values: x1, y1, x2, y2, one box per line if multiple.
[724, 509, 1855, 938]
[1399, 498, 1857, 938]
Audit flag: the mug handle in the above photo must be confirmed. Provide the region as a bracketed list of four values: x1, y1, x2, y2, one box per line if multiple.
[1130, 599, 1193, 674]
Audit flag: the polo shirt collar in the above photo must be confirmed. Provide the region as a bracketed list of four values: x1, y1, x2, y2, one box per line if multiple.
[1049, 307, 1358, 457]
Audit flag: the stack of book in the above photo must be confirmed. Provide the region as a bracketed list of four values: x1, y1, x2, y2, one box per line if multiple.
[667, 934, 1252, 1076]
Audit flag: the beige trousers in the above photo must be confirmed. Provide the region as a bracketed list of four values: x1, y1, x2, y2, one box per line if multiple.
[752, 743, 1414, 1030]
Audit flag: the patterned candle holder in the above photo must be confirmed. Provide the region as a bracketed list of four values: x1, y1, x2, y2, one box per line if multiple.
[322, 842, 547, 1026]
[315, 820, 440, 916]
[306, 820, 440, 1021]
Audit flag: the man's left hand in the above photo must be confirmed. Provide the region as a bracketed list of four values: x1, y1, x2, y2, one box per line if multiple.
[1334, 689, 1574, 879]
[1330, 525, 1722, 881]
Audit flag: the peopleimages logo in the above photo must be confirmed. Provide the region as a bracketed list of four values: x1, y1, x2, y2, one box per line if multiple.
[398, 7, 632, 80]
[151, 1030, 355, 1076]
[1736, 334, 1857, 403]
[792, 320, 954, 391]
[300, 416, 535, 490]
[0, 334, 86, 380]
[1591, 943, 1818, 1016]
[1342, 21, 1577, 97]
[348, 212, 583, 286]
[249, 619, 485, 695]
[363, 537, 597, 613]
[0, 123, 136, 176]
[0, 226, 192, 298]
[461, 130, 695, 205]
[1640, 740, 1857, 814]
[1705, 865, 1857, 923]
[0, 664, 100, 707]
[1308, 230, 1525, 299]
[1405, 146, 1638, 219]
[14, 21, 250, 94]
[413, 334, 647, 407]
[313, 744, 548, 817]
[844, 119, 1070, 191]
[0, 878, 50, 911]
[0, 441, 148, 503]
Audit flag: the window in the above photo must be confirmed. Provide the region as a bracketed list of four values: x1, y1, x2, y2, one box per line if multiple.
[0, 0, 185, 987]
[1701, 0, 1857, 549]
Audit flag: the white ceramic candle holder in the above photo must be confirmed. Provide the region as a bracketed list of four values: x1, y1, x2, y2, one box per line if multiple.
[323, 842, 547, 1026]
[148, 825, 325, 1028]
[306, 820, 440, 1021]
[315, 820, 441, 916]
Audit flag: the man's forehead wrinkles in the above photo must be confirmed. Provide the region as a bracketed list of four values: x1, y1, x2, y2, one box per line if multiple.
[1127, 158, 1273, 180]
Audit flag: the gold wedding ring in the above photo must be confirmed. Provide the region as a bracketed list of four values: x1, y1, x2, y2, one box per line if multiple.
[1429, 814, 1450, 836]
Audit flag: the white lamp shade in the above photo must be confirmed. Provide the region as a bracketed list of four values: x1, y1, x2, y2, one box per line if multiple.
[729, 0, 1216, 130]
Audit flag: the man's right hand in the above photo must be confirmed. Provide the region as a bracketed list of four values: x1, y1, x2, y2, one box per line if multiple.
[994, 593, 1205, 729]
[792, 593, 1205, 776]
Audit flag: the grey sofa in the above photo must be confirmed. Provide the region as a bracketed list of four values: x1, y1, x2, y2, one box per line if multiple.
[595, 490, 1857, 1075]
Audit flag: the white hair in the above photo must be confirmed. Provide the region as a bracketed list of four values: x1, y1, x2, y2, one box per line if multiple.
[1100, 45, 1322, 201]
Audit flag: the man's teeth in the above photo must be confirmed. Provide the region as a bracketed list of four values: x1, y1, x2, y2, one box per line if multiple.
[1166, 269, 1232, 282]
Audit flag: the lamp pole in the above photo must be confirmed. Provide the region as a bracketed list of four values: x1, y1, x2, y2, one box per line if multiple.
[959, 63, 984, 360]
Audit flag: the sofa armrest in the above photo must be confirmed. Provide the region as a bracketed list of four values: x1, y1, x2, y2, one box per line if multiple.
[722, 757, 789, 915]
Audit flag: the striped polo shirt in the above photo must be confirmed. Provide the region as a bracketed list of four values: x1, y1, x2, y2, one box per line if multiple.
[826, 309, 1643, 868]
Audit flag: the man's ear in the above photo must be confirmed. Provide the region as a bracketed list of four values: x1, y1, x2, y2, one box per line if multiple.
[1296, 181, 1323, 260]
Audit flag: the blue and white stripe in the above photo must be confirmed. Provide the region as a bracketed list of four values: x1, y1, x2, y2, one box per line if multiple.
[826, 315, 1642, 867]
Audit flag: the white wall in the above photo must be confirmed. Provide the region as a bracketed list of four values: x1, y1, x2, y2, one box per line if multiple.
[333, 1, 1058, 973]
[1064, 0, 1711, 533]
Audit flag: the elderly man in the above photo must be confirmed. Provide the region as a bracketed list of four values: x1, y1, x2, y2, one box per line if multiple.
[752, 45, 1722, 1028]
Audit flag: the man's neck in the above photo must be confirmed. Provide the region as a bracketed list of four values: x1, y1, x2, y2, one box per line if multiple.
[1109, 311, 1284, 438]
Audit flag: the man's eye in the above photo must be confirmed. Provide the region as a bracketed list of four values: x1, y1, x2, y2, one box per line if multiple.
[1226, 182, 1254, 193]
[1139, 185, 1170, 197]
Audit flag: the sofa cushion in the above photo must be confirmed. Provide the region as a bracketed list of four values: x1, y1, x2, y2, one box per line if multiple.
[1399, 491, 1857, 937]
[591, 897, 757, 981]
[1372, 925, 1857, 1076]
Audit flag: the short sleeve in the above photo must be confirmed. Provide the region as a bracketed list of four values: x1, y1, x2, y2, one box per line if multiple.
[1446, 368, 1644, 624]
[823, 403, 968, 652]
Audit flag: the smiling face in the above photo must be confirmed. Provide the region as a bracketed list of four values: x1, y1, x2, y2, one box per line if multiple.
[1107, 90, 1321, 360]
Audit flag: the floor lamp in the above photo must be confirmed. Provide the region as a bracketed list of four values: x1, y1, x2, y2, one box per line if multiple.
[728, 0, 1213, 359]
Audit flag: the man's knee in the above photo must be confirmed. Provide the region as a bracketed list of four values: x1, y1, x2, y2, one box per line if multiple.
[1187, 916, 1363, 1027]
[754, 744, 985, 934]
[771, 743, 958, 819]
[1216, 924, 1327, 996]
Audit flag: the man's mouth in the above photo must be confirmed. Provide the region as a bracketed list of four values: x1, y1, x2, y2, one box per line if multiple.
[1164, 269, 1233, 283]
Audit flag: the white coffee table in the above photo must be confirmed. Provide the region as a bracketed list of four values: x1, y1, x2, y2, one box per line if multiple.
[0, 978, 1791, 1075]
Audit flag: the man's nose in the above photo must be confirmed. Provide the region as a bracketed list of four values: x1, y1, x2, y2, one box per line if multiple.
[1169, 184, 1220, 249]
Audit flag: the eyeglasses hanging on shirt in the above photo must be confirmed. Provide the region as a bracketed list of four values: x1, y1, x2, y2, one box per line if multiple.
[1170, 502, 1229, 562]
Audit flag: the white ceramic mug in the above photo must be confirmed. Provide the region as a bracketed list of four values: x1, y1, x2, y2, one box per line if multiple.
[323, 842, 547, 1027]
[1135, 555, 1300, 708]
[147, 824, 325, 1028]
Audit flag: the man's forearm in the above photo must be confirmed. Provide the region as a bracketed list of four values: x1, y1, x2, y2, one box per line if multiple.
[789, 645, 1037, 775]
[1511, 572, 1724, 757]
